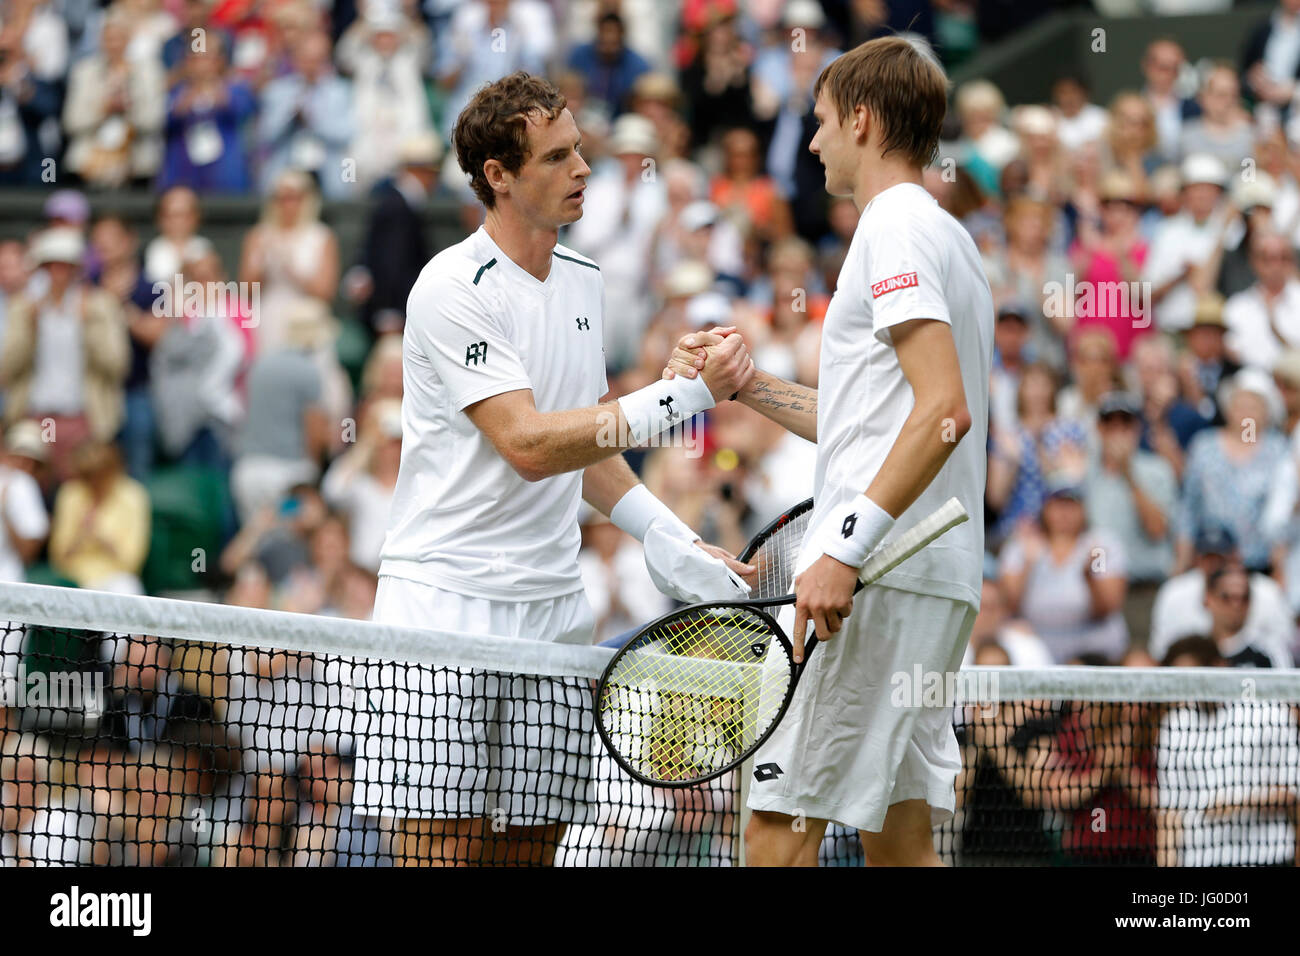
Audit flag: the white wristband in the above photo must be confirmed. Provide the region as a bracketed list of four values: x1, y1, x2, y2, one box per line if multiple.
[616, 374, 714, 446]
[816, 493, 894, 569]
[609, 483, 698, 544]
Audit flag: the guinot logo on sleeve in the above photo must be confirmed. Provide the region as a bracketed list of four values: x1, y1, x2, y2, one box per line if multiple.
[871, 272, 919, 298]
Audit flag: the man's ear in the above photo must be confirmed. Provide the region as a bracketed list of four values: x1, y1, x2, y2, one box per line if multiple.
[483, 158, 510, 200]
[852, 104, 871, 144]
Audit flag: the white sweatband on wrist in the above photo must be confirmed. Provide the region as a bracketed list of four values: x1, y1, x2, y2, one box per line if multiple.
[616, 374, 714, 446]
[816, 493, 895, 569]
[609, 483, 698, 544]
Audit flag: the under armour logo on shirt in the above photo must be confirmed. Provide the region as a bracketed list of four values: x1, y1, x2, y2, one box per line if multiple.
[465, 342, 488, 366]
[841, 513, 858, 538]
[660, 395, 678, 422]
[575, 316, 590, 331]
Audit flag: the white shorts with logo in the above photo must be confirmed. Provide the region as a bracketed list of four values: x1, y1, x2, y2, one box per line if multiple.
[746, 585, 977, 833]
[351, 575, 597, 826]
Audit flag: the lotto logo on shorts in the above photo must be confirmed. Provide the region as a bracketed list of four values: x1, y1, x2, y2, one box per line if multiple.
[870, 272, 919, 298]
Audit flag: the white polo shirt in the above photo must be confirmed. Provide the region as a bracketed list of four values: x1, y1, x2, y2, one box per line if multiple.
[379, 227, 607, 601]
[802, 182, 993, 610]
[1223, 279, 1300, 373]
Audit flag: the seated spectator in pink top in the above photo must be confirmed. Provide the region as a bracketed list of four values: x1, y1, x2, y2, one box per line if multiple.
[1069, 170, 1151, 361]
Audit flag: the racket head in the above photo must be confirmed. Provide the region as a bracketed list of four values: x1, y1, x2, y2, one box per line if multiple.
[738, 497, 814, 601]
[595, 601, 800, 788]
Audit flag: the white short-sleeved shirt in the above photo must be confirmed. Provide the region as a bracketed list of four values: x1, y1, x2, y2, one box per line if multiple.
[0, 465, 49, 583]
[801, 183, 992, 610]
[379, 227, 607, 601]
[1157, 701, 1300, 866]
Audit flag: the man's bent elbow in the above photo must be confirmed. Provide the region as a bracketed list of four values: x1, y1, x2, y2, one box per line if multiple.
[940, 404, 973, 444]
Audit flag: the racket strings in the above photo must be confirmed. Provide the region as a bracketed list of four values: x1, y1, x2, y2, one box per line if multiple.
[747, 510, 811, 601]
[598, 607, 793, 783]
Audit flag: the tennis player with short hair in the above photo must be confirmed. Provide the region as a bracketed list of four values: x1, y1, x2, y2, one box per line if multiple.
[670, 37, 993, 865]
[354, 71, 756, 865]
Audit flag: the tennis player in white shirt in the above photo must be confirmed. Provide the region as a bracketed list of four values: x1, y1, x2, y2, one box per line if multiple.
[353, 72, 757, 866]
[669, 37, 993, 866]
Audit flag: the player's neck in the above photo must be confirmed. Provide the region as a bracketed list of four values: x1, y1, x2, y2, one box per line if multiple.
[852, 161, 924, 212]
[484, 208, 559, 282]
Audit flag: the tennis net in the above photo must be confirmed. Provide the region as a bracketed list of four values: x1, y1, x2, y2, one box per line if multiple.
[1, 581, 1299, 866]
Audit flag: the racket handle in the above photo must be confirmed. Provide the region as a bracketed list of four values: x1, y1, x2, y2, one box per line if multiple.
[857, 497, 969, 586]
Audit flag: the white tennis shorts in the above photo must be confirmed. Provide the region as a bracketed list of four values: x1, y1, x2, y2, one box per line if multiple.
[746, 584, 977, 833]
[351, 575, 597, 826]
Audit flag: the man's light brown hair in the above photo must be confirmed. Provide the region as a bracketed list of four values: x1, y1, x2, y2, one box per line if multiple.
[453, 71, 567, 208]
[813, 36, 948, 168]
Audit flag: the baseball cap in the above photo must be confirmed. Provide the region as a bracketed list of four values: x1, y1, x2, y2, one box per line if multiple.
[1180, 153, 1227, 189]
[29, 227, 86, 266]
[1044, 473, 1085, 501]
[685, 291, 733, 329]
[996, 300, 1032, 323]
[1194, 524, 1238, 556]
[4, 420, 48, 462]
[1097, 391, 1142, 420]
[42, 189, 90, 225]
[1273, 348, 1300, 389]
[1232, 171, 1277, 212]
[680, 200, 720, 233]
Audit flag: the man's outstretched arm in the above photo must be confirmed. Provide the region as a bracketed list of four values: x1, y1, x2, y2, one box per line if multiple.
[466, 333, 753, 482]
[663, 330, 817, 442]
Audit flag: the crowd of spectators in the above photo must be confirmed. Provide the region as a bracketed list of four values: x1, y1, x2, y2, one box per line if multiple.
[2, 0, 1300, 866]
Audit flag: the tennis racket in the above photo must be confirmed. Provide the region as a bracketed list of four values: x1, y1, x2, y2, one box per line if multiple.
[595, 496, 969, 787]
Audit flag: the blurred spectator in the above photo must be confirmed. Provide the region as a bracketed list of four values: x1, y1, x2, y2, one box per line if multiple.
[436, 0, 557, 141]
[989, 302, 1031, 433]
[1140, 39, 1195, 163]
[150, 247, 247, 470]
[1176, 293, 1240, 429]
[0, 0, 65, 186]
[567, 112, 666, 372]
[1202, 563, 1293, 667]
[63, 7, 166, 188]
[1013, 105, 1070, 207]
[48, 440, 150, 592]
[1156, 651, 1300, 866]
[1144, 153, 1229, 332]
[161, 0, 233, 80]
[578, 511, 671, 644]
[567, 10, 649, 118]
[982, 196, 1070, 371]
[1181, 65, 1258, 171]
[341, 6, 433, 191]
[1151, 523, 1294, 660]
[679, 12, 755, 148]
[1243, 0, 1300, 120]
[348, 132, 440, 337]
[1084, 392, 1178, 646]
[142, 185, 213, 285]
[962, 575, 1054, 668]
[1051, 75, 1108, 153]
[1175, 368, 1293, 574]
[257, 28, 354, 199]
[1058, 327, 1122, 433]
[238, 168, 340, 353]
[710, 126, 792, 242]
[320, 398, 400, 573]
[999, 477, 1130, 664]
[955, 80, 1019, 193]
[0, 228, 129, 483]
[1039, 695, 1157, 866]
[88, 214, 160, 481]
[229, 306, 331, 524]
[987, 362, 1088, 543]
[1100, 92, 1160, 189]
[99, 634, 216, 754]
[1201, 172, 1279, 299]
[0, 420, 48, 583]
[1223, 230, 1300, 372]
[1129, 334, 1206, 482]
[159, 34, 256, 193]
[0, 239, 31, 377]
[1069, 170, 1151, 361]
